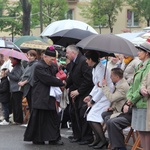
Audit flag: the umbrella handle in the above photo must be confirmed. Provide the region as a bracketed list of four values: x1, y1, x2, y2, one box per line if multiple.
[103, 56, 108, 79]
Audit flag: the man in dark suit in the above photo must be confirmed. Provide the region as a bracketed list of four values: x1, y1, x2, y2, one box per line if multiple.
[65, 45, 94, 144]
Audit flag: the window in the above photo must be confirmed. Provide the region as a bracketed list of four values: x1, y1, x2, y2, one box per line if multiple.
[127, 10, 139, 27]
[67, 9, 74, 19]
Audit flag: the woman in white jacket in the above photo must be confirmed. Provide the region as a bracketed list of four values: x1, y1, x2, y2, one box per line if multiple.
[84, 51, 114, 149]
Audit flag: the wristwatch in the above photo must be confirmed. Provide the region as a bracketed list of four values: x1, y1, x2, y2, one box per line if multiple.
[90, 100, 95, 105]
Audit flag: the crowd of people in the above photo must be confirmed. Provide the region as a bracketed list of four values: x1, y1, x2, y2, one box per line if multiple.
[0, 41, 150, 150]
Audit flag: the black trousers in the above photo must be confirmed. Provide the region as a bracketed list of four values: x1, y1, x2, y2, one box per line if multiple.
[101, 111, 113, 123]
[69, 102, 93, 141]
[11, 91, 23, 124]
[2, 102, 9, 122]
[106, 116, 131, 149]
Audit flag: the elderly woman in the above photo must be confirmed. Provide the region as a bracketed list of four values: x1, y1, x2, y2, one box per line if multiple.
[84, 51, 114, 149]
[18, 50, 38, 112]
[6, 57, 24, 124]
[127, 41, 150, 150]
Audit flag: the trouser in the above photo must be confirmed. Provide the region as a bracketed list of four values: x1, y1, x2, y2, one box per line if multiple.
[101, 111, 113, 123]
[106, 116, 131, 149]
[2, 102, 9, 122]
[69, 103, 93, 141]
[11, 91, 23, 124]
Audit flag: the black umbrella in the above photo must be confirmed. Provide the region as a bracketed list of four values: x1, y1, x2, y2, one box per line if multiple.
[0, 39, 21, 52]
[49, 28, 97, 47]
[76, 34, 138, 57]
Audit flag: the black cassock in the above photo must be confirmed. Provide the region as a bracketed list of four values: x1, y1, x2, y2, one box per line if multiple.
[24, 60, 64, 142]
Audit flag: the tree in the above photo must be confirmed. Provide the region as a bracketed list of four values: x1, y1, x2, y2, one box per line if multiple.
[80, 0, 123, 33]
[20, 0, 31, 35]
[126, 0, 150, 26]
[31, 0, 68, 29]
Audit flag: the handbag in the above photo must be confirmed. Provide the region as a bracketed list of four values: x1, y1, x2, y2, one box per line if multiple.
[56, 69, 66, 81]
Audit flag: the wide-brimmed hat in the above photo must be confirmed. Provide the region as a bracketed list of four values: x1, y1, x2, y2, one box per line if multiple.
[136, 41, 150, 53]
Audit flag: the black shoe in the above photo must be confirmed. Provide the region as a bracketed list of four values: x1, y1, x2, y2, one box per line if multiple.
[78, 140, 92, 145]
[49, 140, 64, 145]
[93, 141, 108, 149]
[68, 135, 74, 140]
[32, 141, 45, 145]
[88, 140, 100, 147]
[69, 138, 80, 143]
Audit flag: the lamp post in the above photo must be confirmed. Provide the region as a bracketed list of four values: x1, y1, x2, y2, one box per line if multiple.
[40, 0, 43, 33]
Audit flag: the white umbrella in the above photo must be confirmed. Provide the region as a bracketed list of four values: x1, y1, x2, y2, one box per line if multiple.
[131, 37, 146, 45]
[41, 19, 98, 37]
[116, 32, 145, 41]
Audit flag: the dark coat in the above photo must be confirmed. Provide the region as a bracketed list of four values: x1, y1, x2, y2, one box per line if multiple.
[32, 60, 64, 110]
[66, 52, 94, 108]
[0, 76, 10, 103]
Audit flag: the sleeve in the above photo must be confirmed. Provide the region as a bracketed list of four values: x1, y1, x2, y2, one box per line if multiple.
[34, 65, 64, 87]
[102, 85, 127, 103]
[77, 61, 93, 95]
[7, 67, 22, 81]
[0, 80, 9, 93]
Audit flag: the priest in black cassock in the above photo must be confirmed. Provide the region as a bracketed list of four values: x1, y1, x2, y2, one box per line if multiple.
[24, 46, 64, 145]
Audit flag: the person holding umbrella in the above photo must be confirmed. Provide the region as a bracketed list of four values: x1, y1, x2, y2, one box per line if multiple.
[65, 45, 94, 144]
[5, 57, 24, 124]
[83, 51, 114, 149]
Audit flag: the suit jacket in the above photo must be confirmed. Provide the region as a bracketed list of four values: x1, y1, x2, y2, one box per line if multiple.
[102, 78, 129, 118]
[140, 71, 150, 131]
[66, 52, 93, 108]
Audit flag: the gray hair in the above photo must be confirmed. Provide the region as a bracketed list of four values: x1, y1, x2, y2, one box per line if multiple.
[66, 45, 79, 54]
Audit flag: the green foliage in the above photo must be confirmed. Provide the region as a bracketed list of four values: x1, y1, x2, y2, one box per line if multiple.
[0, 0, 68, 36]
[126, 0, 150, 26]
[31, 0, 68, 27]
[80, 0, 123, 33]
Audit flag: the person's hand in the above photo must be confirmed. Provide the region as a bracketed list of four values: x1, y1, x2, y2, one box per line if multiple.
[107, 107, 113, 111]
[102, 79, 107, 86]
[5, 69, 9, 74]
[123, 105, 129, 113]
[83, 96, 91, 103]
[18, 81, 24, 87]
[87, 101, 93, 107]
[140, 88, 149, 97]
[70, 90, 79, 99]
[62, 80, 67, 87]
[127, 99, 132, 106]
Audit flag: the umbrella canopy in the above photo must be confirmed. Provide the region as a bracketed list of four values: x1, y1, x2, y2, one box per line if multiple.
[41, 19, 98, 37]
[0, 39, 20, 51]
[20, 40, 50, 50]
[131, 37, 146, 45]
[0, 48, 28, 61]
[76, 34, 138, 57]
[14, 36, 47, 47]
[49, 28, 97, 47]
[116, 32, 145, 41]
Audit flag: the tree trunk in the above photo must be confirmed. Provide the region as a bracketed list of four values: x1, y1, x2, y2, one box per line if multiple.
[147, 19, 150, 27]
[20, 0, 31, 35]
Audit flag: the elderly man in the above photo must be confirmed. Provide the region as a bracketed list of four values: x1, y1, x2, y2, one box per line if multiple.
[24, 46, 64, 145]
[65, 45, 94, 144]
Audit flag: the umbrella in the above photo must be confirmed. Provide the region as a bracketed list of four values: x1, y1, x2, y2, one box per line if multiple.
[131, 37, 146, 45]
[116, 32, 145, 41]
[20, 40, 50, 50]
[49, 28, 97, 47]
[14, 35, 47, 47]
[0, 48, 28, 61]
[0, 39, 20, 51]
[76, 34, 138, 57]
[41, 19, 98, 37]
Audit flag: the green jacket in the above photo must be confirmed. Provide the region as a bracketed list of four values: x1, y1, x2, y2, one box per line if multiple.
[127, 59, 150, 108]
